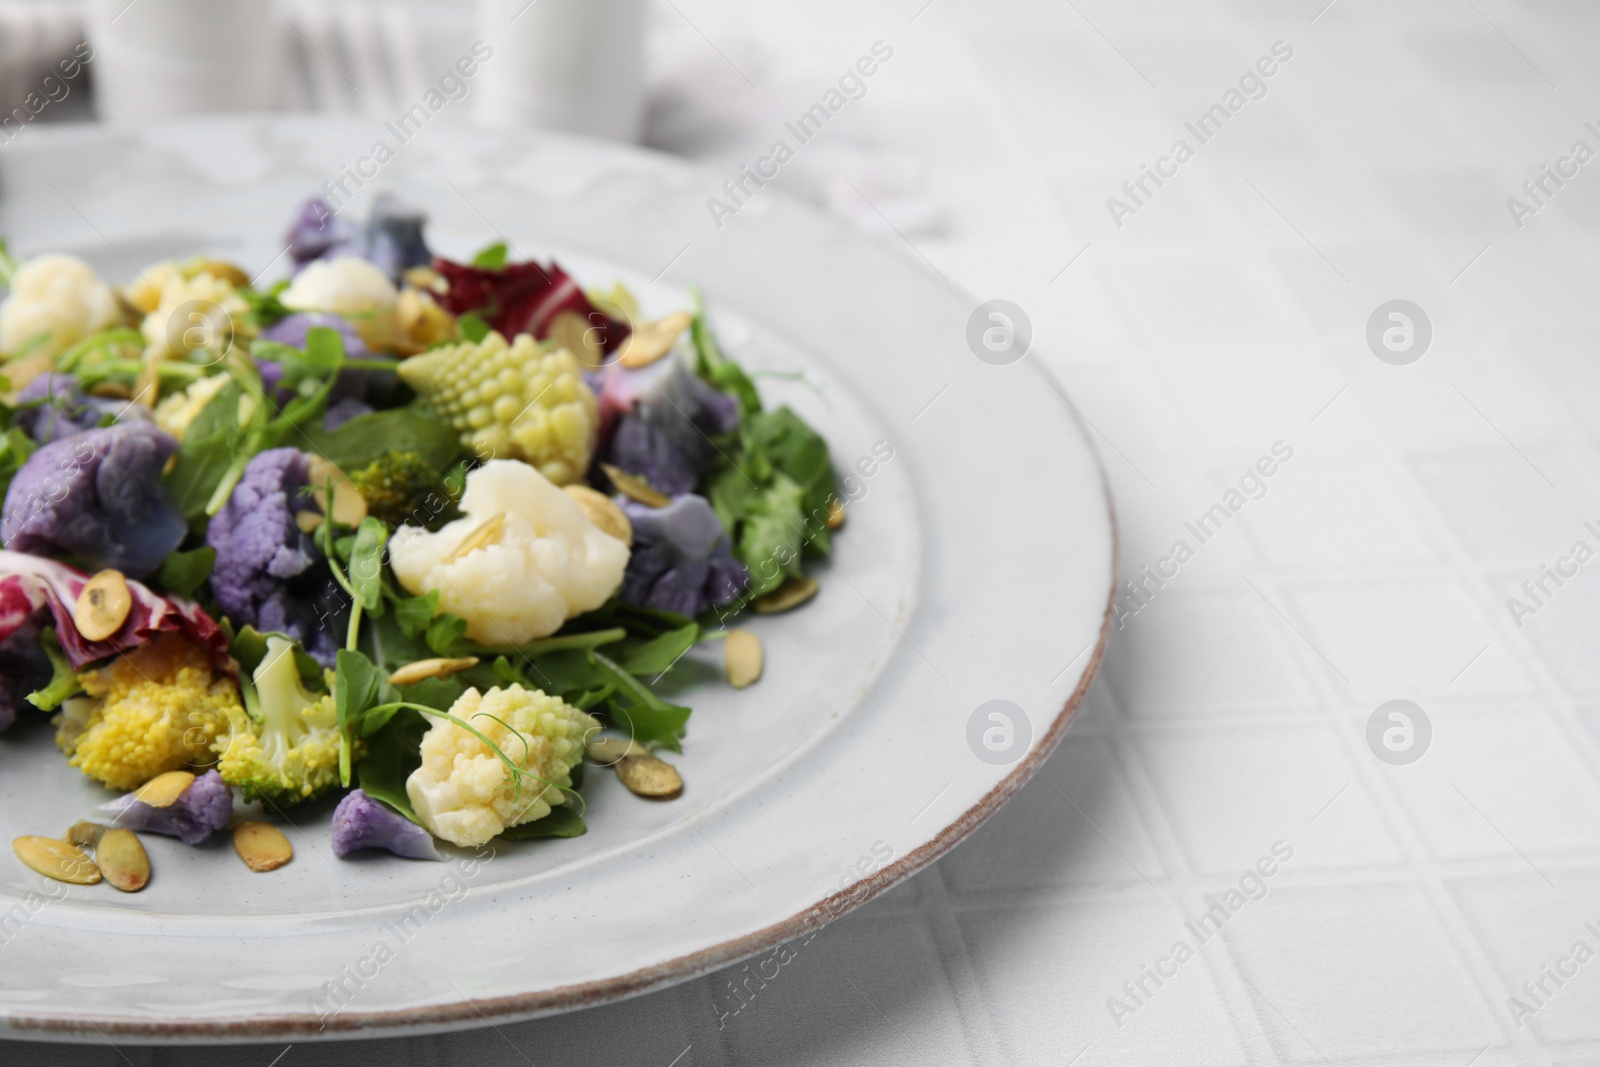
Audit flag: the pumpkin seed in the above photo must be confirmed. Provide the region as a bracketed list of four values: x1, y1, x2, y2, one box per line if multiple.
[615, 754, 683, 799]
[134, 770, 195, 809]
[233, 822, 293, 872]
[752, 576, 819, 615]
[87, 381, 133, 400]
[600, 464, 670, 508]
[65, 821, 106, 849]
[546, 310, 606, 368]
[586, 736, 646, 765]
[402, 265, 447, 293]
[826, 498, 846, 530]
[13, 836, 100, 885]
[195, 258, 251, 288]
[74, 569, 132, 642]
[564, 484, 633, 544]
[388, 656, 480, 687]
[617, 310, 693, 369]
[307, 456, 368, 527]
[95, 829, 149, 893]
[724, 628, 763, 689]
[443, 511, 507, 563]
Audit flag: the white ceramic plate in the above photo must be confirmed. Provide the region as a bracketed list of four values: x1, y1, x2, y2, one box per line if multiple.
[0, 117, 1113, 1042]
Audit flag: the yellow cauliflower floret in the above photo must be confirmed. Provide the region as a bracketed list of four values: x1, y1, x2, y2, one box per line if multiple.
[153, 372, 230, 440]
[406, 684, 597, 847]
[138, 266, 250, 360]
[397, 330, 598, 485]
[0, 254, 122, 358]
[388, 459, 629, 646]
[58, 633, 241, 791]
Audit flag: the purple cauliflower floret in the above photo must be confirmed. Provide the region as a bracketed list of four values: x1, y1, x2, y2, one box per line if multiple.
[93, 769, 233, 845]
[286, 193, 432, 284]
[0, 614, 49, 733]
[1, 422, 186, 579]
[619, 494, 748, 616]
[599, 354, 741, 497]
[361, 194, 433, 284]
[206, 448, 344, 665]
[321, 397, 374, 432]
[259, 313, 371, 362]
[331, 789, 442, 860]
[14, 374, 148, 444]
[287, 197, 355, 272]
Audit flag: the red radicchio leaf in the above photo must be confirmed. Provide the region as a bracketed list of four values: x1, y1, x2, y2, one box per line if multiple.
[431, 256, 630, 353]
[0, 551, 237, 674]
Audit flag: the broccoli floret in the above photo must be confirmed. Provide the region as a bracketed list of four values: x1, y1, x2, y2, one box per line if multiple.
[1, 422, 187, 579]
[347, 450, 459, 530]
[215, 634, 342, 805]
[331, 789, 441, 860]
[55, 633, 240, 791]
[94, 768, 233, 845]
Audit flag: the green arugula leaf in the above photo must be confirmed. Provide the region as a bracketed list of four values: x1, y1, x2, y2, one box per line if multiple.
[424, 612, 471, 657]
[153, 547, 215, 598]
[690, 285, 760, 417]
[613, 621, 699, 676]
[457, 311, 491, 344]
[470, 241, 509, 270]
[165, 378, 246, 523]
[348, 518, 388, 614]
[393, 590, 441, 638]
[0, 426, 35, 502]
[592, 651, 691, 751]
[357, 707, 428, 824]
[499, 805, 586, 839]
[393, 676, 466, 716]
[335, 648, 382, 785]
[303, 325, 345, 372]
[296, 409, 462, 473]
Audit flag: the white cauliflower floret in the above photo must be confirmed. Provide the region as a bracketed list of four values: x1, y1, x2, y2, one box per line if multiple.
[280, 256, 397, 315]
[406, 684, 597, 847]
[0, 254, 121, 357]
[138, 268, 250, 359]
[389, 460, 629, 646]
[280, 256, 400, 349]
[153, 372, 230, 439]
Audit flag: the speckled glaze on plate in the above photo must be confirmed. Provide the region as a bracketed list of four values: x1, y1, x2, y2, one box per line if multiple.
[0, 116, 1114, 1043]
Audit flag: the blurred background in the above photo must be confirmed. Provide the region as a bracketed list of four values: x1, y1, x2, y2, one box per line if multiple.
[0, 0, 943, 241]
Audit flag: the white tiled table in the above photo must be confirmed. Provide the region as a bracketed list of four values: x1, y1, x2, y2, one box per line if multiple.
[26, 0, 1600, 1063]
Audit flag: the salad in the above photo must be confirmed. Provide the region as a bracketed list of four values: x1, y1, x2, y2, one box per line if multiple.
[0, 194, 842, 887]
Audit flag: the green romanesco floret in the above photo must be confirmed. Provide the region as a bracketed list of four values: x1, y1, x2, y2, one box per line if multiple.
[55, 633, 240, 791]
[396, 330, 598, 485]
[405, 683, 597, 847]
[347, 449, 460, 529]
[215, 635, 342, 805]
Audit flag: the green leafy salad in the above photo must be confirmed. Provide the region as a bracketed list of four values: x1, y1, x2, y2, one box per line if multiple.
[0, 193, 844, 881]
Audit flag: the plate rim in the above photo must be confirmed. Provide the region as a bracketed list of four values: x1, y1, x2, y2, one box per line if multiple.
[0, 116, 1119, 1043]
[10, 478, 1115, 1043]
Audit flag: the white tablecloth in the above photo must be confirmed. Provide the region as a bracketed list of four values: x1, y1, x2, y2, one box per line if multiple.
[19, 0, 1600, 1063]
